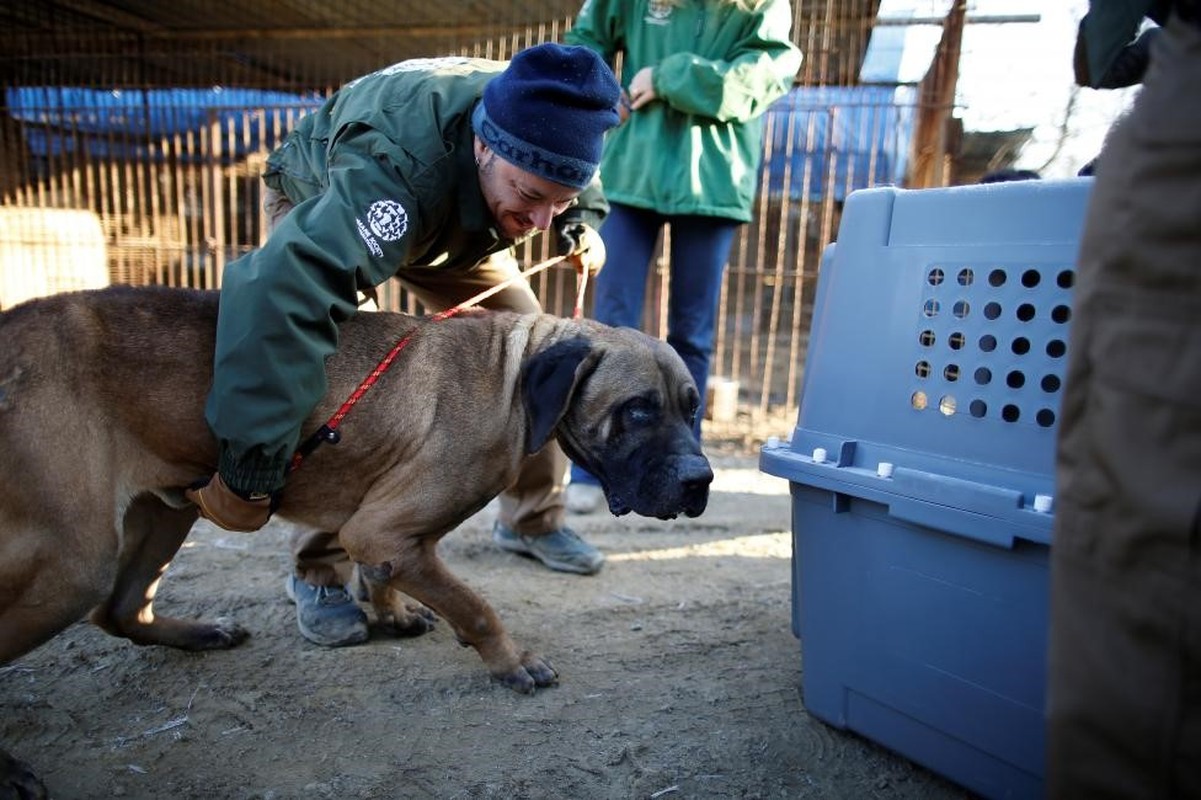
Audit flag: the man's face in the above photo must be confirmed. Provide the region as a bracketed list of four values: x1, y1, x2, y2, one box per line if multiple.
[474, 139, 580, 241]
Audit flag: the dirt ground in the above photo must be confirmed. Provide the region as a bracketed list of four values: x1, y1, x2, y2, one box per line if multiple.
[1, 447, 975, 800]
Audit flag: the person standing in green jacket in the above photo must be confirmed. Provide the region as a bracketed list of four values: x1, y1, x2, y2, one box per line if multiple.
[186, 44, 622, 648]
[562, 0, 801, 514]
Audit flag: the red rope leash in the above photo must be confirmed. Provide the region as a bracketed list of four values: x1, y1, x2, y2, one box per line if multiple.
[289, 255, 580, 473]
[572, 264, 589, 320]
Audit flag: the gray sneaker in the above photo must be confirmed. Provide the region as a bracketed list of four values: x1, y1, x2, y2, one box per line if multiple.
[492, 523, 605, 575]
[285, 574, 369, 647]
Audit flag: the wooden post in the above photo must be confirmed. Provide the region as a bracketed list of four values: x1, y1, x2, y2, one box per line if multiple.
[907, 1, 967, 188]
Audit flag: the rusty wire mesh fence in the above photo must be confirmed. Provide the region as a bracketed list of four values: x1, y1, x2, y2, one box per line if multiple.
[0, 0, 915, 445]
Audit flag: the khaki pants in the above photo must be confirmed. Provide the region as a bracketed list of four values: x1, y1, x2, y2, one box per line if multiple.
[263, 188, 567, 585]
[1047, 15, 1201, 799]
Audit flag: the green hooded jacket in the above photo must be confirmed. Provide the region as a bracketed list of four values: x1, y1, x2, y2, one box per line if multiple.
[208, 56, 607, 494]
[565, 0, 801, 221]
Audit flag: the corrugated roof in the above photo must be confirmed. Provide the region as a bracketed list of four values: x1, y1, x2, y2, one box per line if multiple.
[0, 0, 584, 89]
[1, 1, 881, 91]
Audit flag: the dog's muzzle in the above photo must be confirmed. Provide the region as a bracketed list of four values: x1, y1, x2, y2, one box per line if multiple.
[605, 453, 713, 520]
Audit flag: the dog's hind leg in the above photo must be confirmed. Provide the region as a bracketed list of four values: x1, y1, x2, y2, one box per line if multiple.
[0, 514, 114, 664]
[89, 493, 249, 650]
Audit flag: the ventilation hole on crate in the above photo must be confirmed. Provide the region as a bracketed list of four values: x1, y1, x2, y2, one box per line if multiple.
[1047, 339, 1067, 358]
[1051, 304, 1071, 324]
[979, 334, 997, 353]
[958, 268, 974, 286]
[974, 367, 992, 385]
[1021, 269, 1041, 288]
[1007, 370, 1026, 389]
[1058, 270, 1075, 289]
[953, 300, 970, 318]
[923, 299, 940, 317]
[1012, 337, 1031, 355]
[920, 329, 937, 347]
[989, 269, 1007, 287]
[1041, 374, 1062, 393]
[948, 331, 966, 350]
[911, 391, 929, 411]
[984, 302, 1002, 320]
[1002, 404, 1021, 422]
[1016, 303, 1036, 322]
[939, 395, 957, 416]
[915, 360, 932, 378]
[944, 364, 960, 381]
[970, 399, 987, 418]
[928, 268, 945, 286]
[1036, 408, 1056, 427]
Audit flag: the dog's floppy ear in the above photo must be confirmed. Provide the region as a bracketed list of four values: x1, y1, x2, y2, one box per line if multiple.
[521, 336, 598, 454]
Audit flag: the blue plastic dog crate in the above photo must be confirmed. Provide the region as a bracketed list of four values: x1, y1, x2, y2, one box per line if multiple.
[759, 179, 1093, 799]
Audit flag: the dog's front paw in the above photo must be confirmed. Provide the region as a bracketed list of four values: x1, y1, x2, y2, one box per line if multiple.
[494, 651, 558, 694]
[523, 653, 559, 688]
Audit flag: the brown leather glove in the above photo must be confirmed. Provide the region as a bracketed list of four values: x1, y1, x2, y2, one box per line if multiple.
[185, 472, 273, 532]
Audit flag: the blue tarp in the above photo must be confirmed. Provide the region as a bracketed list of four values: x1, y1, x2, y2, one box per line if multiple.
[8, 83, 916, 199]
[761, 85, 917, 201]
[6, 86, 322, 162]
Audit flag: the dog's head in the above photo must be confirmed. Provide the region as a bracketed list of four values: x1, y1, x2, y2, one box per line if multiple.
[521, 325, 712, 519]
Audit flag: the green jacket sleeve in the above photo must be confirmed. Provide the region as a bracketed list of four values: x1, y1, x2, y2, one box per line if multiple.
[564, 0, 624, 57]
[654, 0, 800, 123]
[206, 125, 423, 494]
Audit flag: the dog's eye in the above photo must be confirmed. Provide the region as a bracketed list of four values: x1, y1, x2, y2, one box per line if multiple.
[684, 388, 701, 426]
[620, 396, 659, 428]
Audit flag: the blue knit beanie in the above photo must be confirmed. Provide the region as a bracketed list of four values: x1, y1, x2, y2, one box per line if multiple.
[472, 43, 621, 190]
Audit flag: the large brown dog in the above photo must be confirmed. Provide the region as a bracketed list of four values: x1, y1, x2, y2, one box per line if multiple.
[0, 285, 712, 793]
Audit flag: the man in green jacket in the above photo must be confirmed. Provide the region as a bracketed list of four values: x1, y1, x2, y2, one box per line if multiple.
[187, 43, 622, 647]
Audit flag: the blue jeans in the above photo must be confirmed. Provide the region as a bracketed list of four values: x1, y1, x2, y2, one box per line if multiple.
[570, 202, 739, 487]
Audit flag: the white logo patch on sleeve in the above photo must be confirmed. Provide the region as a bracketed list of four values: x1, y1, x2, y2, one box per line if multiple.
[367, 200, 409, 242]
